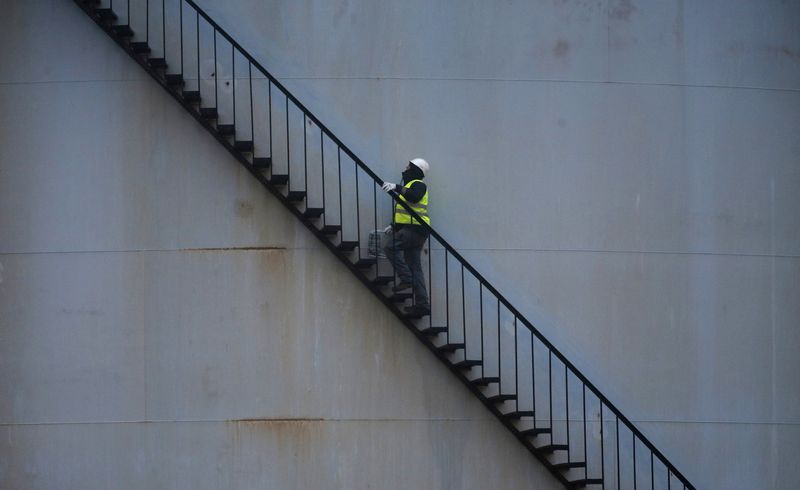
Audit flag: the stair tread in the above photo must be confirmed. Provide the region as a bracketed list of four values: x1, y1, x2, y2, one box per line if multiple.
[389, 292, 413, 301]
[234, 140, 254, 152]
[471, 376, 500, 386]
[419, 326, 447, 336]
[303, 207, 324, 218]
[252, 157, 271, 168]
[568, 478, 604, 488]
[111, 25, 134, 37]
[217, 124, 235, 136]
[504, 410, 535, 419]
[130, 42, 150, 54]
[487, 393, 516, 403]
[437, 343, 465, 353]
[453, 359, 482, 369]
[269, 174, 289, 185]
[93, 8, 117, 20]
[182, 91, 201, 102]
[354, 258, 377, 268]
[372, 276, 395, 286]
[552, 461, 585, 470]
[536, 444, 569, 453]
[321, 225, 341, 235]
[199, 107, 218, 119]
[286, 190, 306, 202]
[337, 241, 359, 251]
[148, 58, 167, 69]
[165, 74, 184, 85]
[520, 427, 552, 437]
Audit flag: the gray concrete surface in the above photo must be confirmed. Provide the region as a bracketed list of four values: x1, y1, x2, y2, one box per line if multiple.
[1, 0, 799, 488]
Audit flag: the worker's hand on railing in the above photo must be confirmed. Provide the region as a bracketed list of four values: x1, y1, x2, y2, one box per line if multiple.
[381, 182, 397, 193]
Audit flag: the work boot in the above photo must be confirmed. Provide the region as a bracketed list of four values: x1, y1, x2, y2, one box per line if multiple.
[392, 282, 412, 292]
[404, 304, 431, 317]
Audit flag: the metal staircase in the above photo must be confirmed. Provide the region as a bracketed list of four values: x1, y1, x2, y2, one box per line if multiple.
[74, 1, 696, 488]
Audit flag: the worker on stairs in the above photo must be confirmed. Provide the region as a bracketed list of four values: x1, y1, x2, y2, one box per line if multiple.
[381, 158, 431, 317]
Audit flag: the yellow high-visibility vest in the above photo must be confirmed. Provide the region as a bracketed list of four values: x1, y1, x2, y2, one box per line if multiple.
[394, 179, 430, 226]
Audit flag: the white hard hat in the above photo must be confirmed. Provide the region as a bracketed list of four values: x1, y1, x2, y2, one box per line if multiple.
[409, 158, 430, 176]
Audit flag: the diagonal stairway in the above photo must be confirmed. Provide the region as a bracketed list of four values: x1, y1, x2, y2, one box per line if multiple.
[73, 1, 696, 488]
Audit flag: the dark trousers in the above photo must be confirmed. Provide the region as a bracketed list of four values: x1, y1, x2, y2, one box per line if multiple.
[382, 227, 429, 306]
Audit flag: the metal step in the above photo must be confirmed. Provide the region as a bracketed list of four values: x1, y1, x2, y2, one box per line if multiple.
[269, 174, 288, 186]
[552, 461, 585, 471]
[453, 359, 482, 370]
[148, 57, 167, 69]
[93, 8, 117, 20]
[216, 124, 235, 136]
[321, 224, 341, 235]
[568, 478, 603, 488]
[165, 74, 184, 86]
[199, 107, 218, 119]
[419, 326, 447, 336]
[504, 410, 535, 419]
[372, 276, 394, 286]
[404, 309, 429, 320]
[389, 292, 413, 302]
[303, 207, 324, 219]
[487, 394, 516, 403]
[252, 157, 271, 169]
[111, 24, 133, 37]
[519, 427, 552, 438]
[437, 343, 465, 353]
[234, 140, 253, 152]
[471, 376, 500, 386]
[130, 42, 150, 54]
[535, 444, 569, 454]
[182, 91, 200, 103]
[286, 191, 306, 202]
[337, 241, 359, 252]
[354, 258, 376, 269]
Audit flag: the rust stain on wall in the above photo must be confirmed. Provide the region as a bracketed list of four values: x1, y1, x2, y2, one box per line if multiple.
[180, 246, 287, 252]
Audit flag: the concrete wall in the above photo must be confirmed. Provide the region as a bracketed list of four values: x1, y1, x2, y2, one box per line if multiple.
[0, 1, 561, 489]
[190, 0, 799, 488]
[1, 0, 798, 489]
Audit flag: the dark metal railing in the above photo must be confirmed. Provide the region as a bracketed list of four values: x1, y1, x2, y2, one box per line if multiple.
[76, 1, 696, 488]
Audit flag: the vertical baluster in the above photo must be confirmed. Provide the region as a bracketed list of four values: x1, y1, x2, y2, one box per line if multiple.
[213, 29, 217, 110]
[195, 10, 200, 96]
[479, 284, 484, 371]
[548, 351, 553, 444]
[249, 63, 254, 143]
[513, 316, 518, 411]
[303, 114, 308, 196]
[651, 452, 655, 490]
[461, 265, 466, 347]
[232, 46, 237, 134]
[146, 0, 149, 43]
[337, 147, 343, 233]
[321, 131, 326, 227]
[444, 250, 450, 335]
[354, 160, 360, 251]
[267, 81, 272, 159]
[616, 416, 621, 490]
[633, 433, 637, 490]
[497, 300, 502, 393]
[285, 96, 289, 184]
[127, 0, 130, 27]
[179, 0, 183, 75]
[583, 384, 588, 481]
[427, 236, 432, 329]
[600, 403, 605, 489]
[372, 178, 377, 267]
[531, 325, 537, 429]
[565, 365, 570, 462]
[161, 0, 165, 60]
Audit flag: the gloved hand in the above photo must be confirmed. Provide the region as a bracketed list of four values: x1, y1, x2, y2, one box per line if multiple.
[383, 225, 393, 233]
[381, 182, 397, 193]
